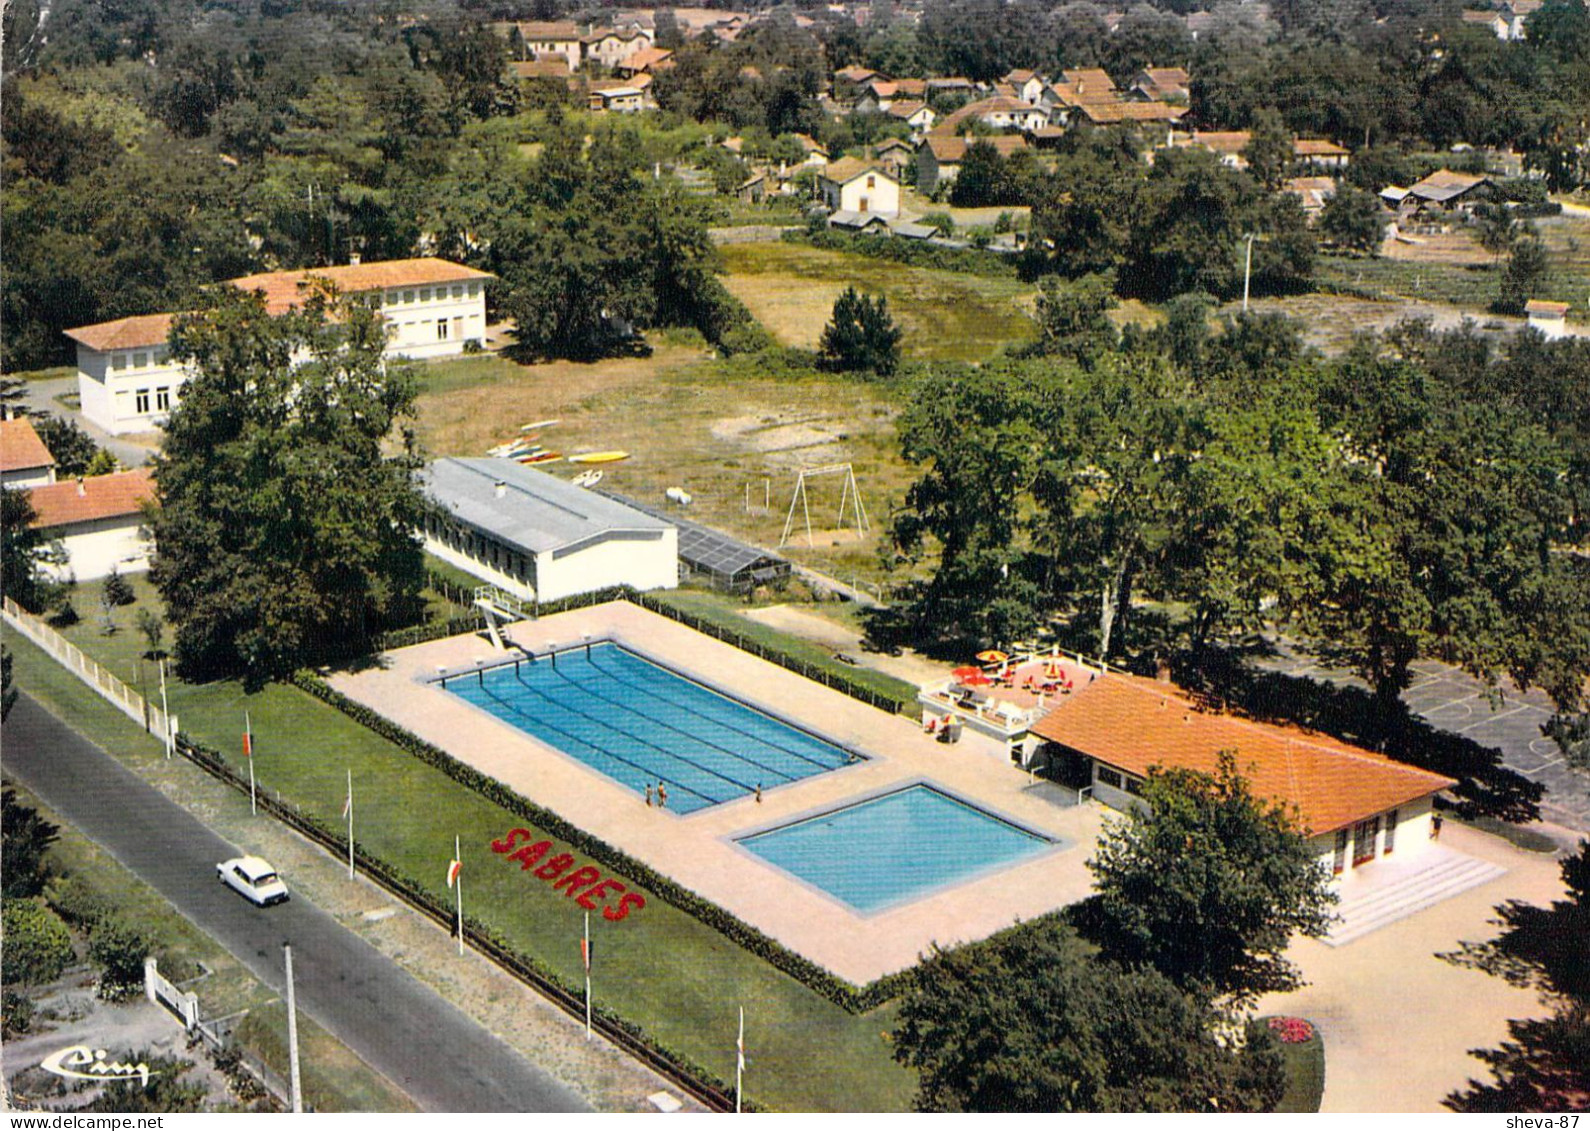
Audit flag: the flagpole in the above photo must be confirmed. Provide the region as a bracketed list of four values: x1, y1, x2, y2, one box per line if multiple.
[345, 769, 354, 880]
[246, 711, 256, 815]
[454, 834, 463, 956]
[584, 910, 592, 1041]
[736, 1006, 744, 1114]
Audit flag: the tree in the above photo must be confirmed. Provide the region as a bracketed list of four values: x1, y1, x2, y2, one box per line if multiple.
[31, 415, 100, 478]
[150, 287, 427, 685]
[2, 788, 59, 899]
[1241, 109, 1294, 192]
[1081, 752, 1338, 1006]
[1494, 234, 1551, 315]
[1443, 841, 1590, 1110]
[87, 918, 153, 1000]
[0, 486, 63, 613]
[819, 287, 903, 376]
[1472, 202, 1519, 264]
[1032, 273, 1118, 368]
[949, 140, 1019, 207]
[1, 645, 15, 721]
[1318, 184, 1386, 255]
[890, 916, 1286, 1112]
[102, 567, 134, 607]
[0, 899, 74, 986]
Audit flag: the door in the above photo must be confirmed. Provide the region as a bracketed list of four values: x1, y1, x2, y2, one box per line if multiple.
[1352, 816, 1381, 867]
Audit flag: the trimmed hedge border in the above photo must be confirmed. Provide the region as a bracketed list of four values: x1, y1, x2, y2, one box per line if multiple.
[287, 667, 914, 1015]
[168, 726, 751, 1112]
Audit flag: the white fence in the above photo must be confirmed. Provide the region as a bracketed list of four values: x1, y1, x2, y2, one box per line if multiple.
[144, 956, 200, 1030]
[3, 595, 173, 740]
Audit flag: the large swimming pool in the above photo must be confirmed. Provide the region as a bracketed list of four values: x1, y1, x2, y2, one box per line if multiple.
[737, 784, 1057, 913]
[441, 642, 858, 814]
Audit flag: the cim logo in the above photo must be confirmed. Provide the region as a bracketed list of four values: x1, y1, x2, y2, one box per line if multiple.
[40, 1046, 155, 1088]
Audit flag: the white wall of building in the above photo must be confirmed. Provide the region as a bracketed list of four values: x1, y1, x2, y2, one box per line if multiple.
[537, 529, 678, 601]
[42, 516, 153, 582]
[2, 466, 55, 488]
[78, 278, 489, 434]
[823, 171, 901, 216]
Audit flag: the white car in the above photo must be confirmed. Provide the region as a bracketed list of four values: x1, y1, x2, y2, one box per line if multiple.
[217, 856, 290, 907]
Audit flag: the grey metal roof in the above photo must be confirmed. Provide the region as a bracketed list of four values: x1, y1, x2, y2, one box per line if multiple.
[423, 458, 672, 555]
[595, 490, 787, 578]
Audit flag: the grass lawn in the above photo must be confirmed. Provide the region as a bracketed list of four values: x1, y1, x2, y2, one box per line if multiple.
[2, 364, 76, 382]
[28, 580, 918, 1112]
[1273, 1028, 1326, 1113]
[1, 671, 415, 1113]
[719, 240, 1037, 362]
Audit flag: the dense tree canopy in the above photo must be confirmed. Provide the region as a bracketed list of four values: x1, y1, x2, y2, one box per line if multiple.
[1081, 752, 1338, 1005]
[892, 915, 1285, 1112]
[150, 287, 427, 684]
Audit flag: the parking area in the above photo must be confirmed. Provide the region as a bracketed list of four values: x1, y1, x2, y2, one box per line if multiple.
[1256, 642, 1590, 832]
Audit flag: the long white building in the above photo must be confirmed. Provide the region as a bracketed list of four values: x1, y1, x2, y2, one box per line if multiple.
[64, 258, 493, 435]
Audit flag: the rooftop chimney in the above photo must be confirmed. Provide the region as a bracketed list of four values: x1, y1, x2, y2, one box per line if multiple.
[77, 477, 86, 497]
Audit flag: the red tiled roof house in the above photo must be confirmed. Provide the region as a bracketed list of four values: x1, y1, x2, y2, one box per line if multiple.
[27, 468, 157, 581]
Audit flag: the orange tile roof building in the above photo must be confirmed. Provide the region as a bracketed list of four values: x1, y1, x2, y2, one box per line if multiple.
[1027, 673, 1456, 880]
[1, 417, 57, 488]
[27, 468, 157, 581]
[63, 258, 492, 436]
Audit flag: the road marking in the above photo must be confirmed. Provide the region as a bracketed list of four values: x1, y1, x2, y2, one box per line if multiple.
[1453, 703, 1536, 734]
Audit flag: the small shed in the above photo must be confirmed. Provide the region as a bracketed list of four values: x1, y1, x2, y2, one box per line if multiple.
[597, 491, 791, 594]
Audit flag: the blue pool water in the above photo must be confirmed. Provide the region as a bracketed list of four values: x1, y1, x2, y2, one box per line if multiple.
[442, 642, 857, 813]
[737, 785, 1055, 912]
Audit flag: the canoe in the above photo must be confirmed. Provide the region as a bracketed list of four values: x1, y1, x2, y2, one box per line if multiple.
[518, 451, 561, 464]
[572, 469, 604, 488]
[567, 451, 630, 464]
[521, 419, 561, 433]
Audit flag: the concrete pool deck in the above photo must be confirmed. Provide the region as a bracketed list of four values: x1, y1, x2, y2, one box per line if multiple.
[329, 601, 1107, 985]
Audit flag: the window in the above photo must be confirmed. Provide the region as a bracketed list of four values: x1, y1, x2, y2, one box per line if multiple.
[1123, 776, 1143, 796]
[452, 284, 465, 299]
[452, 316, 464, 339]
[1096, 766, 1123, 789]
[1332, 829, 1349, 874]
[388, 290, 401, 306]
[133, 352, 148, 369]
[1382, 810, 1398, 854]
[1352, 816, 1381, 866]
[155, 387, 171, 412]
[468, 282, 480, 297]
[866, 175, 876, 188]
[437, 319, 450, 340]
[419, 288, 432, 302]
[135, 389, 150, 414]
[112, 353, 127, 371]
[403, 290, 415, 304]
[153, 348, 169, 366]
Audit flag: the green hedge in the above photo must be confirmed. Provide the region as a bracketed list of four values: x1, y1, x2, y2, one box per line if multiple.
[285, 668, 912, 1014]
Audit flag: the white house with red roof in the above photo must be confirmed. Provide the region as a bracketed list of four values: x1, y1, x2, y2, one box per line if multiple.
[64, 258, 492, 435]
[1026, 671, 1458, 882]
[1, 417, 58, 488]
[27, 468, 157, 581]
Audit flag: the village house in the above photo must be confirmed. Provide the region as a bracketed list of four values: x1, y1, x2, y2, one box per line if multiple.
[1128, 65, 1191, 102]
[1460, 0, 1542, 39]
[513, 21, 585, 70]
[1286, 175, 1339, 220]
[1001, 69, 1048, 105]
[588, 83, 651, 113]
[938, 96, 1049, 134]
[1394, 169, 1495, 218]
[27, 468, 157, 582]
[1294, 138, 1351, 169]
[1525, 299, 1571, 340]
[582, 26, 653, 71]
[916, 133, 1029, 195]
[613, 45, 673, 78]
[0, 417, 57, 489]
[819, 157, 901, 218]
[886, 99, 937, 136]
[64, 258, 492, 436]
[873, 137, 915, 179]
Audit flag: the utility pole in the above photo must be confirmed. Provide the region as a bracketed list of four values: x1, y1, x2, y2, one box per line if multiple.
[284, 943, 303, 1113]
[1242, 232, 1256, 313]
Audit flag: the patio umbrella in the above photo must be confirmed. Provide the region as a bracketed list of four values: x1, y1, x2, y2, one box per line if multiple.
[952, 666, 982, 679]
[975, 650, 1009, 664]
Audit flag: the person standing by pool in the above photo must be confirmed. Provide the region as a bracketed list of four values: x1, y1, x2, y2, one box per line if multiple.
[755, 783, 763, 804]
[645, 783, 653, 807]
[657, 783, 668, 809]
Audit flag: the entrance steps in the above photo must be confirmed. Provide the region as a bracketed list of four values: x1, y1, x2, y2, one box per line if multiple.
[1323, 850, 1506, 947]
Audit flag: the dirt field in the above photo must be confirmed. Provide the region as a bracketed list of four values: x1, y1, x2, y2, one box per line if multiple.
[719, 241, 1037, 361]
[412, 345, 918, 585]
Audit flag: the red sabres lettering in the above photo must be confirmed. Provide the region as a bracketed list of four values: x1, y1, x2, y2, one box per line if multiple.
[491, 830, 645, 922]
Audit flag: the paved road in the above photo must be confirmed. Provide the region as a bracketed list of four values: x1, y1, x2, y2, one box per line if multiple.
[1, 694, 589, 1114]
[16, 376, 158, 470]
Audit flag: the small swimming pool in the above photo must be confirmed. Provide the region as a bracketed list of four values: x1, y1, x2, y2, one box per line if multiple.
[441, 642, 858, 814]
[736, 785, 1057, 913]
